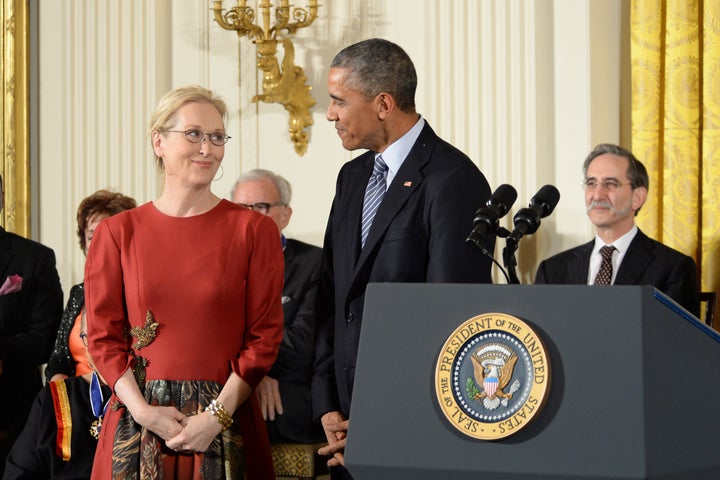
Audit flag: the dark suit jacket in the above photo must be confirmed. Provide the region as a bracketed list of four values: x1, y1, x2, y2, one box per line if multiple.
[312, 123, 495, 419]
[0, 228, 63, 424]
[0, 227, 63, 473]
[266, 238, 324, 444]
[534, 228, 699, 316]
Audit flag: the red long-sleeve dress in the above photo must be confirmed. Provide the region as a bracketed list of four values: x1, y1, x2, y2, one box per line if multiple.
[85, 200, 284, 479]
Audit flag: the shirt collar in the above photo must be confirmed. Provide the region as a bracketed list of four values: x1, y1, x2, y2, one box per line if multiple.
[593, 224, 638, 255]
[376, 116, 425, 186]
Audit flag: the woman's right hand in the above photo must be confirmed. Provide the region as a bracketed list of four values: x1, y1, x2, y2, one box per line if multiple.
[113, 370, 186, 441]
[132, 404, 187, 441]
[48, 373, 69, 383]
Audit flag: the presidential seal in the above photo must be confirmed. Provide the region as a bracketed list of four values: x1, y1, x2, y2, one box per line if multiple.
[434, 312, 551, 440]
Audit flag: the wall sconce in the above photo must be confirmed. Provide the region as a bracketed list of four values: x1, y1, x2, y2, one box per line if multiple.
[212, 0, 319, 156]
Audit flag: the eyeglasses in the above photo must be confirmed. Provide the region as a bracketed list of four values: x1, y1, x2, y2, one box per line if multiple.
[79, 332, 88, 347]
[237, 201, 285, 214]
[582, 179, 633, 192]
[166, 129, 231, 146]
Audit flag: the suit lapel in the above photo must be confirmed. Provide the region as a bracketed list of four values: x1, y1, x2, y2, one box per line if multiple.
[345, 153, 375, 261]
[615, 230, 653, 284]
[569, 240, 593, 284]
[282, 240, 297, 284]
[353, 125, 434, 271]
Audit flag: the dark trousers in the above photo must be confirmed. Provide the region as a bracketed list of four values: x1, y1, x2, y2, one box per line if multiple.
[0, 403, 31, 477]
[330, 465, 354, 480]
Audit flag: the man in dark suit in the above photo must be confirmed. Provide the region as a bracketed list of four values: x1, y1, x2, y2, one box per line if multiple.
[535, 143, 699, 316]
[0, 173, 64, 474]
[313, 38, 494, 477]
[231, 169, 325, 445]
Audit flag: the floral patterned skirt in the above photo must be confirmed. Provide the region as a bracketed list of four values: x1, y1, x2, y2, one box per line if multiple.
[110, 379, 246, 480]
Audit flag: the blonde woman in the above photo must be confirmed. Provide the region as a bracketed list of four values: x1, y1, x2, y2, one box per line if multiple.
[85, 85, 284, 479]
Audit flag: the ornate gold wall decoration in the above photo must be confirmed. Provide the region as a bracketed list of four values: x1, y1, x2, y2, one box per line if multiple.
[212, 0, 318, 156]
[1, 0, 30, 236]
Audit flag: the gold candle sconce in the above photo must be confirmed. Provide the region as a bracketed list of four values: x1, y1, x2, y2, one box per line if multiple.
[212, 0, 319, 156]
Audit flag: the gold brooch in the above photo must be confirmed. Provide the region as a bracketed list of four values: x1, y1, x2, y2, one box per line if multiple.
[130, 310, 159, 350]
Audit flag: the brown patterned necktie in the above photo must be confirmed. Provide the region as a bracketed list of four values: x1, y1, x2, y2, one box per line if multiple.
[593, 245, 616, 285]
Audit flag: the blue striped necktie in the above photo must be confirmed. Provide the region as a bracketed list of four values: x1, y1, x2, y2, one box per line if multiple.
[360, 155, 388, 247]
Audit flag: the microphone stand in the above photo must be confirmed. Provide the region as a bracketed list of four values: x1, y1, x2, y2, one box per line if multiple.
[496, 227, 521, 284]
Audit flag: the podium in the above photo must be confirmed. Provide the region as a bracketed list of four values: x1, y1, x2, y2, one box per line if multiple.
[344, 284, 720, 480]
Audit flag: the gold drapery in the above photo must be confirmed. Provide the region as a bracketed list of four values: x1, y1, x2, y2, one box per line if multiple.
[0, 0, 30, 236]
[631, 0, 720, 325]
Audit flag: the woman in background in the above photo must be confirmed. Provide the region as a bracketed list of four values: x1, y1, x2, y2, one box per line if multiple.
[45, 190, 137, 383]
[84, 85, 284, 479]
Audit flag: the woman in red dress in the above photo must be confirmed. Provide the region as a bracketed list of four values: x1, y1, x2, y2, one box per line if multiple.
[85, 85, 284, 479]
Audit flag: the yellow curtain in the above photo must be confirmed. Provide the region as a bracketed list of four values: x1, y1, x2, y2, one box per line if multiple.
[631, 0, 720, 325]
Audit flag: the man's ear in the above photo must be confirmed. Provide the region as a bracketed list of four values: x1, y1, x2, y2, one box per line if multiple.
[277, 205, 293, 231]
[375, 92, 396, 120]
[632, 186, 648, 213]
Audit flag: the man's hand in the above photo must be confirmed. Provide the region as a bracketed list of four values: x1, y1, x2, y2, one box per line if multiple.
[256, 375, 283, 421]
[318, 411, 349, 467]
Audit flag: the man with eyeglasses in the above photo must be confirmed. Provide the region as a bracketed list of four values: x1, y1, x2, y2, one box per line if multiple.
[535, 143, 699, 316]
[231, 169, 325, 446]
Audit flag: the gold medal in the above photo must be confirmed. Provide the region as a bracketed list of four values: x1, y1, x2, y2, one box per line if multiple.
[90, 417, 102, 439]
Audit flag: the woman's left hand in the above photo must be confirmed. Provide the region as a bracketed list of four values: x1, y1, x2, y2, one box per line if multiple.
[165, 411, 222, 453]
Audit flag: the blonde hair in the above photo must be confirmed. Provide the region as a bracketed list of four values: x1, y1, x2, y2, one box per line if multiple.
[149, 85, 228, 171]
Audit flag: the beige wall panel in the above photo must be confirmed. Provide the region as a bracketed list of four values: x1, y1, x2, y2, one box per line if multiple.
[39, 0, 169, 291]
[548, 0, 623, 261]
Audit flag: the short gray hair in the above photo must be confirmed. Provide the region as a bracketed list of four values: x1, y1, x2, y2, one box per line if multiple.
[582, 143, 649, 191]
[231, 169, 292, 205]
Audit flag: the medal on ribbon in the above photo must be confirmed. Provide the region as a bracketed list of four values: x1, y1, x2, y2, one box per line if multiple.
[89, 371, 109, 439]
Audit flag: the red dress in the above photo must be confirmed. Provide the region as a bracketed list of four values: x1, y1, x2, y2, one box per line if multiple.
[85, 200, 284, 479]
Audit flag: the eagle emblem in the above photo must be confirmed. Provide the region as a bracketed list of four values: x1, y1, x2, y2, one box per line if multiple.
[435, 313, 551, 440]
[468, 342, 521, 410]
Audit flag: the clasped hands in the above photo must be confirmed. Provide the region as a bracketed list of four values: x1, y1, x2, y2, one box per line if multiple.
[318, 411, 349, 467]
[135, 404, 223, 453]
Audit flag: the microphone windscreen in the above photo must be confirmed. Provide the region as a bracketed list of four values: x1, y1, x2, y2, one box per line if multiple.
[490, 184, 518, 215]
[531, 185, 560, 217]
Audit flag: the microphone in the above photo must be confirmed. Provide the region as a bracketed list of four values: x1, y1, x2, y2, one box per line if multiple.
[511, 185, 561, 238]
[466, 184, 517, 249]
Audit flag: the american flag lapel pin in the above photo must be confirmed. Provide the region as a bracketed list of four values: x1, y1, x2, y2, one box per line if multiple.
[403, 181, 412, 187]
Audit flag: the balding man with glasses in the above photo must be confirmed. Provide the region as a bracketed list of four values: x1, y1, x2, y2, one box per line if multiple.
[535, 143, 699, 316]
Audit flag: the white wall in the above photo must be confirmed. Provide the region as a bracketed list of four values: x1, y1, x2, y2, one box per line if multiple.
[37, 0, 623, 296]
